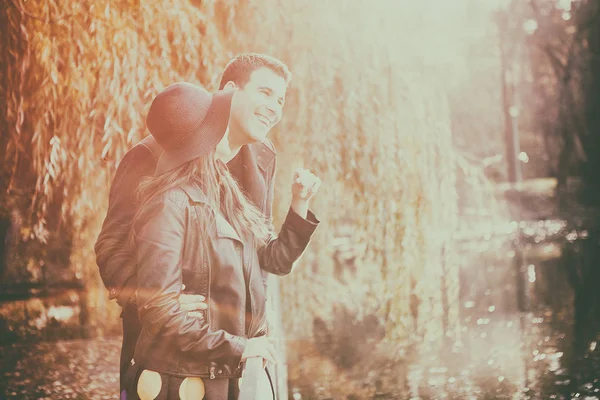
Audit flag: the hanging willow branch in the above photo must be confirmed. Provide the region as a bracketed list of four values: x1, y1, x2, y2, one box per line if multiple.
[1, 0, 497, 351]
[227, 0, 480, 344]
[1, 0, 238, 239]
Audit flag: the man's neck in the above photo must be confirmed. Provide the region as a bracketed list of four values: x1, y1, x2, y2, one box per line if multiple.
[215, 128, 244, 163]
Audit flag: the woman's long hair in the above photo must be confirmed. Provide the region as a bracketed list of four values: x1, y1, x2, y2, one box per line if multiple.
[131, 150, 272, 260]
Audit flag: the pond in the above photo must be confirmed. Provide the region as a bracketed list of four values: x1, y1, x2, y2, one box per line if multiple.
[406, 220, 600, 399]
[1, 220, 600, 399]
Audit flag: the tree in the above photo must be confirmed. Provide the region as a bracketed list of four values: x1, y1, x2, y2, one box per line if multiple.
[1, 0, 505, 396]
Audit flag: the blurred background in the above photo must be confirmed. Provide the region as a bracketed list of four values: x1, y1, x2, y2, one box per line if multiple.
[2, 0, 600, 398]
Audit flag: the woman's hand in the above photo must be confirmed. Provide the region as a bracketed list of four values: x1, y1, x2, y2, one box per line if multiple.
[179, 284, 208, 321]
[241, 336, 278, 366]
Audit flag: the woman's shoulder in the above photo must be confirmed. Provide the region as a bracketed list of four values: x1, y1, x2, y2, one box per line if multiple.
[133, 189, 188, 233]
[135, 189, 189, 220]
[137, 184, 215, 224]
[174, 182, 209, 205]
[143, 184, 206, 206]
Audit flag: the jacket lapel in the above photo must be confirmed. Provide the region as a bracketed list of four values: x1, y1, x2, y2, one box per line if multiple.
[179, 182, 242, 242]
[240, 142, 275, 213]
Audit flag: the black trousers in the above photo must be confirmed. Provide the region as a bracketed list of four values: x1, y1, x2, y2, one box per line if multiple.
[119, 303, 241, 400]
[120, 301, 142, 393]
[119, 302, 273, 400]
[123, 363, 237, 400]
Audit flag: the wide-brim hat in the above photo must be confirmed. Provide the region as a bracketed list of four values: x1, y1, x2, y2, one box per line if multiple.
[146, 82, 234, 175]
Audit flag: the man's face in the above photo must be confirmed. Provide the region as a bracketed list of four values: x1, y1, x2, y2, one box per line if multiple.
[228, 67, 287, 143]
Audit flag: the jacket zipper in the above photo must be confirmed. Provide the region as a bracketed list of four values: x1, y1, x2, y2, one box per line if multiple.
[240, 243, 255, 336]
[208, 253, 211, 325]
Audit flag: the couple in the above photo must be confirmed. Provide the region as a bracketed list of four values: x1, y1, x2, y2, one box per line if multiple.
[95, 54, 321, 400]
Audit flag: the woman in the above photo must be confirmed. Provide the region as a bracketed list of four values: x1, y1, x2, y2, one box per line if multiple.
[125, 82, 280, 400]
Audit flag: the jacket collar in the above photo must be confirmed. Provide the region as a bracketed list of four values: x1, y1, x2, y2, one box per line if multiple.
[179, 182, 208, 204]
[178, 140, 275, 207]
[178, 182, 242, 242]
[245, 140, 276, 171]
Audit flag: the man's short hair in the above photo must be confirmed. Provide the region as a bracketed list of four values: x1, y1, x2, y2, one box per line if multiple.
[218, 53, 292, 89]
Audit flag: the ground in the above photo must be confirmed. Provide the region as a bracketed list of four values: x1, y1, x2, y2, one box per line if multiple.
[0, 337, 120, 399]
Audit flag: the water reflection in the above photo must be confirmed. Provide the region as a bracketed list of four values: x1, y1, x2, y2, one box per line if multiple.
[408, 221, 600, 399]
[2, 221, 600, 399]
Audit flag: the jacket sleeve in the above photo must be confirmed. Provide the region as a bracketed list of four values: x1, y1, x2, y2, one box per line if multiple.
[94, 145, 156, 304]
[258, 157, 320, 276]
[134, 196, 247, 362]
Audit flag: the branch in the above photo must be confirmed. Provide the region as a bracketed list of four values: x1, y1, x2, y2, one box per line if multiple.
[8, 0, 75, 23]
[528, 0, 546, 27]
[573, 1, 600, 37]
[531, 0, 599, 81]
[543, 44, 567, 78]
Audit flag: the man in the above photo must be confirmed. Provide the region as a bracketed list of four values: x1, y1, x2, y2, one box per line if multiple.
[94, 53, 321, 393]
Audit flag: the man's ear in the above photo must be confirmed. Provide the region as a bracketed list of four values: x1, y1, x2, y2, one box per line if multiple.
[222, 81, 238, 91]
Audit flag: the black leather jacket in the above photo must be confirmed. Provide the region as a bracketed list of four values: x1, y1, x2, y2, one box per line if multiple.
[94, 136, 306, 306]
[95, 136, 161, 305]
[132, 182, 319, 378]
